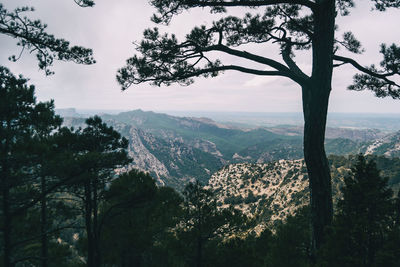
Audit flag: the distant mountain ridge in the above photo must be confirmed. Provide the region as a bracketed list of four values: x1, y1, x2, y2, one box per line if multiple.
[60, 109, 400, 189]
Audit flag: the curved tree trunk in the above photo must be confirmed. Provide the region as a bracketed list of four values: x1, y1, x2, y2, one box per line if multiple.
[302, 84, 333, 252]
[303, 0, 335, 253]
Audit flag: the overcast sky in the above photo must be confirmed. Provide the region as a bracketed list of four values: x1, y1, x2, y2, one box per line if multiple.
[1, 0, 399, 113]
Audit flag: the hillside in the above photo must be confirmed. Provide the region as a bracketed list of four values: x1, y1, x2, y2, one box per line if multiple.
[61, 109, 400, 189]
[362, 131, 400, 157]
[208, 155, 400, 228]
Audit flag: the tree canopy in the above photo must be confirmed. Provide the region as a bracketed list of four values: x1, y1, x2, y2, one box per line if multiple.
[0, 1, 95, 75]
[117, 0, 400, 99]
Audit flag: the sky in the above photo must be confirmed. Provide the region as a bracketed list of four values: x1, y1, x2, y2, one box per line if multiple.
[0, 0, 399, 113]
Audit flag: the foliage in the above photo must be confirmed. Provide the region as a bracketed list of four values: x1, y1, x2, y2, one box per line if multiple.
[100, 170, 183, 266]
[0, 2, 95, 75]
[0, 66, 79, 266]
[320, 155, 399, 266]
[63, 116, 131, 266]
[118, 1, 400, 98]
[176, 181, 250, 267]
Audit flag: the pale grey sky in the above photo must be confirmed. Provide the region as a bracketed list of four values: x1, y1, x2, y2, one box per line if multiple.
[1, 0, 399, 113]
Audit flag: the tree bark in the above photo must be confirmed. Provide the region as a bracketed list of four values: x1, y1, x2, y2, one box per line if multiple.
[303, 0, 335, 253]
[92, 177, 101, 267]
[84, 181, 94, 267]
[302, 84, 333, 252]
[196, 235, 202, 267]
[2, 178, 12, 267]
[41, 175, 48, 267]
[2, 119, 13, 267]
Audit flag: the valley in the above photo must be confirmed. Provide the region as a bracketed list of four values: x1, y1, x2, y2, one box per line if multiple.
[60, 109, 400, 191]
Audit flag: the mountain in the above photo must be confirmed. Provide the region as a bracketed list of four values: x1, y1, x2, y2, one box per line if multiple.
[91, 110, 301, 188]
[362, 131, 400, 157]
[208, 155, 400, 228]
[61, 109, 400, 189]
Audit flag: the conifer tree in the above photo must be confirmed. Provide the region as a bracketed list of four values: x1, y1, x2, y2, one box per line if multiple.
[100, 170, 183, 266]
[117, 0, 400, 251]
[0, 66, 66, 266]
[66, 116, 131, 267]
[179, 181, 247, 267]
[322, 155, 396, 266]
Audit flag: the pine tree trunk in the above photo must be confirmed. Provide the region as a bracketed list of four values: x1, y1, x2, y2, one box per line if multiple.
[302, 84, 333, 252]
[304, 0, 335, 253]
[2, 120, 12, 267]
[41, 175, 48, 267]
[93, 177, 101, 266]
[2, 181, 12, 267]
[85, 181, 94, 267]
[196, 236, 202, 267]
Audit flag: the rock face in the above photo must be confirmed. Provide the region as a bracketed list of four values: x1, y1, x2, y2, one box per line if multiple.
[114, 124, 224, 190]
[126, 128, 169, 186]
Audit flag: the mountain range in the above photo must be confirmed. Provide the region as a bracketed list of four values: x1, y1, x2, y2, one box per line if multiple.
[59, 109, 400, 191]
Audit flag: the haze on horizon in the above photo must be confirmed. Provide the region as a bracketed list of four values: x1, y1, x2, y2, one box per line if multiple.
[1, 0, 399, 113]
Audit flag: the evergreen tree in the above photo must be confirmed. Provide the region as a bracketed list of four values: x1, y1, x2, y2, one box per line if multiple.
[267, 206, 311, 266]
[321, 155, 397, 267]
[100, 170, 183, 266]
[178, 181, 248, 267]
[117, 0, 400, 251]
[64, 116, 131, 267]
[0, 66, 73, 266]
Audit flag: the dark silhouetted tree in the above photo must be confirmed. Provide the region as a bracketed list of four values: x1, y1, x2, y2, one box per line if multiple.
[0, 66, 44, 266]
[117, 0, 400, 251]
[321, 155, 397, 267]
[179, 181, 248, 267]
[100, 170, 183, 266]
[66, 116, 130, 267]
[0, 66, 72, 266]
[267, 206, 311, 266]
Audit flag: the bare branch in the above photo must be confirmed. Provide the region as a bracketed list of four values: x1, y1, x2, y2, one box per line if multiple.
[177, 0, 315, 9]
[281, 42, 309, 82]
[333, 54, 400, 99]
[333, 55, 398, 80]
[119, 64, 291, 89]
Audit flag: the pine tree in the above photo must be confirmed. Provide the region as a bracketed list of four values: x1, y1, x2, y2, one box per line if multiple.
[179, 181, 248, 267]
[99, 170, 183, 266]
[0, 66, 68, 266]
[321, 155, 396, 267]
[64, 116, 131, 267]
[117, 0, 400, 251]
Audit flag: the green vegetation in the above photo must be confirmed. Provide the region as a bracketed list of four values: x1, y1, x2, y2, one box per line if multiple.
[1, 81, 400, 266]
[1, 68, 400, 265]
[320, 155, 400, 266]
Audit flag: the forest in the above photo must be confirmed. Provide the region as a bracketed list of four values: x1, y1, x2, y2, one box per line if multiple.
[0, 70, 400, 266]
[1, 0, 400, 266]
